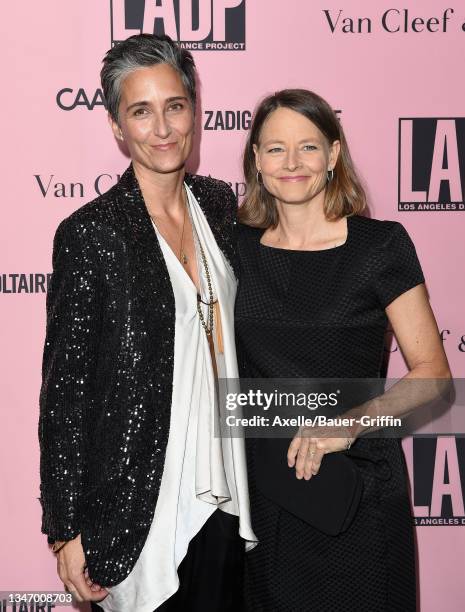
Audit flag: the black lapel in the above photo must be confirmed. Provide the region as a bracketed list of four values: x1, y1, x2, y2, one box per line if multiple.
[113, 163, 175, 306]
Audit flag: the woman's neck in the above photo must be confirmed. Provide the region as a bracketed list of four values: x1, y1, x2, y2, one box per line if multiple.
[133, 161, 186, 218]
[269, 190, 345, 250]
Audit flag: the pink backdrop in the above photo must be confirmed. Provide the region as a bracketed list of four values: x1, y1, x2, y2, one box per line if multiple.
[1, 1, 464, 610]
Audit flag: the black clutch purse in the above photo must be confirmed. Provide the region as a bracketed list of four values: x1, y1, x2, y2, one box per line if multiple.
[254, 438, 363, 536]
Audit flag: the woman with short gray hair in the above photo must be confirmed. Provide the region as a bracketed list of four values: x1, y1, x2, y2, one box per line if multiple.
[38, 33, 256, 612]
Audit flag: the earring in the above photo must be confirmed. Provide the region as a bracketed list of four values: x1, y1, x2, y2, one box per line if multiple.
[256, 170, 263, 184]
[327, 169, 334, 182]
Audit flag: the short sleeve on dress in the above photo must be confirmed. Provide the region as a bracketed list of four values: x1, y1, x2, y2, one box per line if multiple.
[373, 222, 425, 309]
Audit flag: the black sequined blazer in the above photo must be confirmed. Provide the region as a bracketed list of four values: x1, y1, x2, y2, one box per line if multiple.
[38, 163, 238, 586]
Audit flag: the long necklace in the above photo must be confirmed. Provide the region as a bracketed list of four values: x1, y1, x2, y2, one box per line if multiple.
[149, 187, 188, 266]
[193, 223, 225, 378]
[179, 201, 188, 265]
[195, 234, 214, 337]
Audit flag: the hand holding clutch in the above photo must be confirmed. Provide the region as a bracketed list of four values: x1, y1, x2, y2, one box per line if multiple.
[255, 437, 363, 536]
[288, 424, 355, 480]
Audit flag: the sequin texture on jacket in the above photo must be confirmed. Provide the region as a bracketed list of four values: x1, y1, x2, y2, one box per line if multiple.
[38, 163, 238, 586]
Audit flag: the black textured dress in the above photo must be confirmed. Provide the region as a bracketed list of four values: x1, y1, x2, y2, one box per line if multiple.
[235, 215, 425, 612]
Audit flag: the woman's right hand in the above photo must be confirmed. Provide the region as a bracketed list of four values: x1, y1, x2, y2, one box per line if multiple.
[56, 533, 108, 603]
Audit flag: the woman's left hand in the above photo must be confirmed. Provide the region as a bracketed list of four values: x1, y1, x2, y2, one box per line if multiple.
[287, 426, 354, 480]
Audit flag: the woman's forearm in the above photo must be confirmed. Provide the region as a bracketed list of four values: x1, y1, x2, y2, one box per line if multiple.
[344, 363, 452, 440]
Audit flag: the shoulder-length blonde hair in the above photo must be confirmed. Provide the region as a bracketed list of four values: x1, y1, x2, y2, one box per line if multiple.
[239, 89, 366, 227]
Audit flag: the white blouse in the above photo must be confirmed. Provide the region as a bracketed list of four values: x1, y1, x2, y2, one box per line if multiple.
[98, 184, 257, 612]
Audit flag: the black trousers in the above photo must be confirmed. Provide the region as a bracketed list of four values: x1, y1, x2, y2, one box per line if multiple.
[90, 509, 244, 612]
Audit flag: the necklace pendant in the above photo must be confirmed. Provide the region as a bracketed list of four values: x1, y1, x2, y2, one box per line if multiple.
[181, 252, 188, 265]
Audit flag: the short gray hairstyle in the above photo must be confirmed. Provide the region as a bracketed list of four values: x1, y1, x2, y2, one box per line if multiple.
[101, 34, 197, 123]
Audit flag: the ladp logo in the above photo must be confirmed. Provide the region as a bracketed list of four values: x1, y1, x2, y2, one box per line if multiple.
[398, 118, 465, 211]
[110, 0, 246, 50]
[406, 437, 465, 525]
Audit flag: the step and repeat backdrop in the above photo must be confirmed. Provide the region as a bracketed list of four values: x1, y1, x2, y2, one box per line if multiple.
[1, 1, 464, 610]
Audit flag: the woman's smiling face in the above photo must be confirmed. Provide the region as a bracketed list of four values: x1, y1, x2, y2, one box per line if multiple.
[254, 106, 340, 207]
[110, 62, 195, 175]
